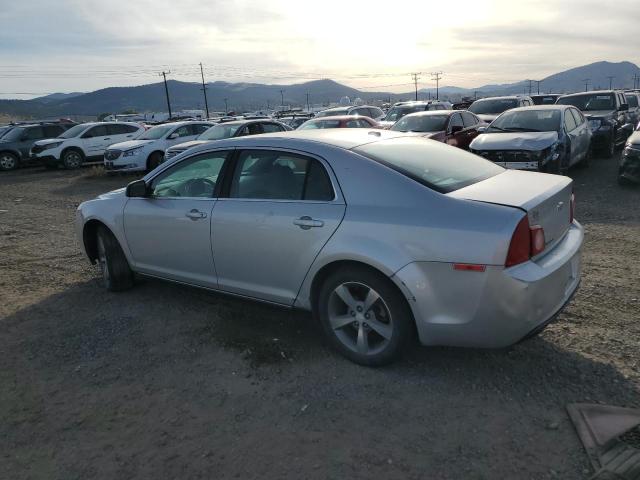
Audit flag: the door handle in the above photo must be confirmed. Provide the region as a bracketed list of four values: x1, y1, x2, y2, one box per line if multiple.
[103, 138, 110, 140]
[185, 209, 207, 220]
[293, 216, 324, 229]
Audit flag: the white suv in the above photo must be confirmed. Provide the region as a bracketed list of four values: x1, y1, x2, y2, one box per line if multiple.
[31, 122, 144, 169]
[104, 121, 212, 172]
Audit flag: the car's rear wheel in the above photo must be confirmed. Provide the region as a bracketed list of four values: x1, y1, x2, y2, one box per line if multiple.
[0, 152, 18, 171]
[96, 225, 134, 291]
[146, 152, 163, 172]
[62, 149, 83, 169]
[317, 266, 413, 366]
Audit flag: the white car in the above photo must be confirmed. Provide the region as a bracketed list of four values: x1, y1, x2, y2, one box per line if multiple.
[104, 121, 213, 172]
[31, 122, 144, 169]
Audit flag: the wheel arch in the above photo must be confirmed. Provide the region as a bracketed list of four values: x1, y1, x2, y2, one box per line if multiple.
[61, 145, 86, 159]
[82, 219, 113, 264]
[146, 150, 165, 168]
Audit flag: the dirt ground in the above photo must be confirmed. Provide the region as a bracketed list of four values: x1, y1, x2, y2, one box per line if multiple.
[1, 154, 639, 480]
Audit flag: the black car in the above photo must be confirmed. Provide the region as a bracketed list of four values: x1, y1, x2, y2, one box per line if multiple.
[530, 94, 561, 105]
[619, 125, 640, 185]
[0, 122, 75, 171]
[556, 90, 633, 157]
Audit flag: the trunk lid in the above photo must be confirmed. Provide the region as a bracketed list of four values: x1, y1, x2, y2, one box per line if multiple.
[448, 169, 573, 248]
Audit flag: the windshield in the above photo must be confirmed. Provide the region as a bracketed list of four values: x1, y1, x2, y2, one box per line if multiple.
[0, 126, 12, 138]
[556, 93, 615, 111]
[391, 115, 448, 132]
[315, 108, 348, 118]
[139, 124, 173, 140]
[488, 110, 561, 133]
[531, 96, 558, 105]
[354, 137, 503, 193]
[383, 105, 424, 122]
[1, 127, 26, 141]
[298, 119, 341, 129]
[58, 124, 89, 138]
[469, 99, 518, 115]
[198, 123, 242, 140]
[626, 95, 639, 108]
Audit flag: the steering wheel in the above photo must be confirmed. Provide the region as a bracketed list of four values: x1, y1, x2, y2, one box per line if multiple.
[183, 178, 215, 197]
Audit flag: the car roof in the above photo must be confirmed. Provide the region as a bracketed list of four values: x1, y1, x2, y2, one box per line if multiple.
[306, 115, 373, 121]
[559, 90, 617, 97]
[473, 95, 530, 101]
[401, 110, 455, 118]
[507, 105, 572, 112]
[211, 119, 282, 127]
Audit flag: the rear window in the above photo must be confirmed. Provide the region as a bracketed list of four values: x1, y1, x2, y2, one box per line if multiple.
[353, 137, 504, 193]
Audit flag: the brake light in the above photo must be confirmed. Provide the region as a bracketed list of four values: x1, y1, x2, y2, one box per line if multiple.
[569, 192, 575, 223]
[505, 216, 546, 267]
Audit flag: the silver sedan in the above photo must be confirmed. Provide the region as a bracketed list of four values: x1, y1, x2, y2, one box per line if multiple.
[76, 130, 583, 366]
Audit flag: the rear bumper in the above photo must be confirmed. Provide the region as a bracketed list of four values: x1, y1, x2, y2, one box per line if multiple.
[393, 220, 583, 348]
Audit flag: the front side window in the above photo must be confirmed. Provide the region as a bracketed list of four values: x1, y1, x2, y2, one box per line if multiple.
[83, 125, 108, 138]
[58, 124, 89, 139]
[151, 151, 229, 198]
[139, 124, 173, 140]
[173, 126, 192, 138]
[569, 108, 584, 127]
[23, 127, 44, 140]
[626, 94, 639, 108]
[44, 125, 64, 137]
[461, 112, 478, 127]
[564, 110, 577, 131]
[192, 124, 211, 135]
[262, 123, 285, 133]
[354, 137, 503, 193]
[448, 114, 464, 131]
[230, 150, 334, 201]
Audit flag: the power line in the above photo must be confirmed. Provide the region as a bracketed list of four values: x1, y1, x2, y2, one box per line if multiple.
[410, 73, 420, 101]
[582, 78, 590, 92]
[607, 75, 615, 89]
[199, 63, 210, 119]
[160, 71, 172, 119]
[430, 72, 443, 100]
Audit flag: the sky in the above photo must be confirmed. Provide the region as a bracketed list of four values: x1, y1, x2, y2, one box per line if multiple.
[0, 0, 638, 99]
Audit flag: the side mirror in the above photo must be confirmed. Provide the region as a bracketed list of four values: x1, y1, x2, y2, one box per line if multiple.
[450, 125, 463, 134]
[168, 133, 179, 139]
[477, 126, 487, 133]
[126, 179, 149, 198]
[619, 104, 629, 112]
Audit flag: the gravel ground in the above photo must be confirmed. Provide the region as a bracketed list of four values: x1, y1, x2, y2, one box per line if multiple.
[1, 155, 638, 480]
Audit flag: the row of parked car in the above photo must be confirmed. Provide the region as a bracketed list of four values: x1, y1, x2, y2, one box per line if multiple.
[1, 89, 638, 184]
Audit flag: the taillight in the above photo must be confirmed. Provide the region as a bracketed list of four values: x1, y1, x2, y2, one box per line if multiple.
[569, 192, 575, 223]
[505, 215, 546, 267]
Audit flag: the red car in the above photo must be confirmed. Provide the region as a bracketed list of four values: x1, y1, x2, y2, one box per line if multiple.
[390, 110, 485, 150]
[297, 115, 380, 130]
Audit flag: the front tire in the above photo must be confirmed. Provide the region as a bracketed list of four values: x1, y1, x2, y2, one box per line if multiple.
[317, 266, 413, 366]
[61, 149, 84, 169]
[96, 226, 134, 291]
[0, 152, 18, 171]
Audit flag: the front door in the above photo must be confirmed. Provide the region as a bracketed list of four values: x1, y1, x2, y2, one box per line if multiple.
[123, 150, 230, 287]
[211, 149, 345, 305]
[82, 125, 111, 157]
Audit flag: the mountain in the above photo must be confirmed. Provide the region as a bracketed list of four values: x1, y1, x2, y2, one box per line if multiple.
[1, 61, 639, 119]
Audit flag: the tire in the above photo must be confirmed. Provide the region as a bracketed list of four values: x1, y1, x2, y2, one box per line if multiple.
[316, 265, 414, 366]
[0, 152, 18, 171]
[605, 134, 616, 158]
[146, 152, 163, 172]
[61, 149, 83, 169]
[95, 225, 134, 292]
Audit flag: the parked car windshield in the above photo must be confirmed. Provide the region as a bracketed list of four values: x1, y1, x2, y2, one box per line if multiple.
[1, 127, 26, 141]
[488, 109, 561, 133]
[0, 126, 12, 138]
[315, 108, 348, 118]
[198, 123, 242, 140]
[556, 93, 615, 111]
[383, 105, 424, 123]
[391, 114, 449, 132]
[138, 124, 173, 140]
[298, 119, 341, 129]
[354, 137, 503, 193]
[469, 99, 519, 115]
[58, 124, 89, 138]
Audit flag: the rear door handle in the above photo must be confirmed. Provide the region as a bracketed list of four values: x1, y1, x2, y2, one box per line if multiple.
[185, 209, 207, 220]
[293, 216, 324, 229]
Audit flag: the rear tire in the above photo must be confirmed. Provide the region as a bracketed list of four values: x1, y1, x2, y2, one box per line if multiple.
[96, 225, 134, 292]
[62, 149, 84, 169]
[316, 266, 414, 366]
[0, 152, 18, 171]
[146, 152, 163, 172]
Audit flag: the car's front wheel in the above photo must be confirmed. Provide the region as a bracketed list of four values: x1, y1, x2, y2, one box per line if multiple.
[0, 152, 18, 171]
[62, 149, 83, 169]
[317, 266, 413, 366]
[96, 225, 134, 291]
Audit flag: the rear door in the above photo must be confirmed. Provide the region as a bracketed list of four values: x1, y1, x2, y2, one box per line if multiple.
[569, 108, 589, 163]
[123, 150, 230, 287]
[444, 113, 467, 148]
[211, 149, 345, 304]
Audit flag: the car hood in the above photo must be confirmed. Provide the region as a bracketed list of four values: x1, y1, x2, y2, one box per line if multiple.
[378, 121, 395, 129]
[167, 140, 207, 151]
[33, 138, 65, 146]
[98, 187, 126, 200]
[470, 131, 558, 151]
[582, 110, 616, 119]
[108, 139, 153, 150]
[476, 114, 499, 123]
[627, 131, 640, 147]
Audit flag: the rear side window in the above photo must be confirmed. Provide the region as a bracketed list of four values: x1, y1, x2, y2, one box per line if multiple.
[43, 125, 64, 137]
[23, 127, 44, 140]
[261, 123, 285, 133]
[230, 150, 334, 201]
[461, 112, 478, 127]
[626, 95, 639, 108]
[353, 137, 504, 193]
[192, 124, 211, 135]
[569, 108, 584, 127]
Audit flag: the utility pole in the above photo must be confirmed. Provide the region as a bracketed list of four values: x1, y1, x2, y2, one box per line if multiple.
[582, 78, 591, 92]
[474, 91, 479, 100]
[535, 80, 542, 94]
[607, 76, 615, 89]
[306, 92, 310, 112]
[199, 63, 210, 119]
[410, 73, 420, 101]
[279, 89, 285, 108]
[527, 79, 533, 95]
[431, 71, 443, 100]
[224, 98, 228, 113]
[160, 71, 172, 119]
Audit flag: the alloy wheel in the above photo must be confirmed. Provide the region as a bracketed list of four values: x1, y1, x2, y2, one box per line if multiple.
[65, 151, 82, 168]
[0, 154, 17, 170]
[327, 282, 393, 356]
